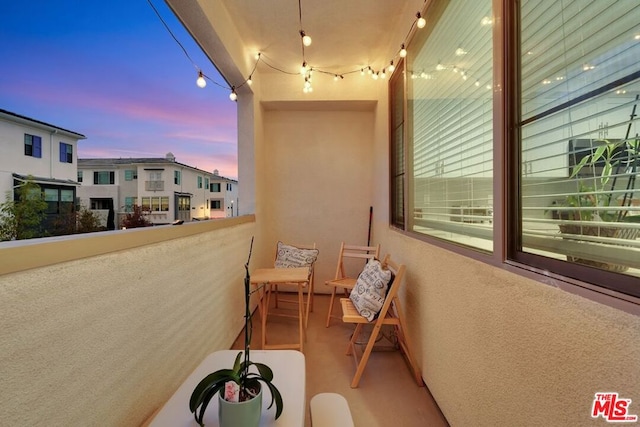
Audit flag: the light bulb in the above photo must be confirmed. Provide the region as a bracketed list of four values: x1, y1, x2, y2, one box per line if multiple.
[229, 89, 237, 101]
[303, 35, 312, 46]
[475, 80, 480, 87]
[254, 52, 261, 60]
[334, 75, 338, 81]
[381, 70, 386, 79]
[196, 71, 206, 88]
[436, 61, 445, 71]
[416, 12, 426, 29]
[399, 44, 407, 58]
[361, 68, 365, 76]
[303, 87, 309, 93]
[300, 61, 308, 75]
[372, 72, 379, 80]
[247, 77, 253, 86]
[388, 61, 395, 73]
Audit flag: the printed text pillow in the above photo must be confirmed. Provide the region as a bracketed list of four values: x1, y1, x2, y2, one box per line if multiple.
[349, 259, 393, 321]
[274, 241, 319, 269]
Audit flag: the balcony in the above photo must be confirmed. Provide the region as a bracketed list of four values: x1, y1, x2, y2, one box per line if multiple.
[1, 0, 638, 425]
[1, 215, 637, 426]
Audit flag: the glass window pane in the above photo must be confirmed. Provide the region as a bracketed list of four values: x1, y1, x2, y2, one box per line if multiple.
[520, 0, 640, 280]
[408, 0, 494, 251]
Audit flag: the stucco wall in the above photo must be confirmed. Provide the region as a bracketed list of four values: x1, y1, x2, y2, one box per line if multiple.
[377, 231, 640, 426]
[0, 221, 256, 426]
[367, 81, 640, 426]
[260, 107, 376, 288]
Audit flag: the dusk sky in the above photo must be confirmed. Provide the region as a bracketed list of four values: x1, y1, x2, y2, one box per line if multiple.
[1, 0, 238, 179]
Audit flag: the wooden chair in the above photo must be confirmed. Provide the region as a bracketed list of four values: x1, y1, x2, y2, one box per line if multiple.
[324, 242, 380, 327]
[340, 254, 423, 388]
[270, 242, 317, 329]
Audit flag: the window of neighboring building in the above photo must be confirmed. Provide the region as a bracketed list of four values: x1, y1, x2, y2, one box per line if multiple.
[205, 177, 209, 190]
[141, 196, 169, 212]
[149, 171, 162, 181]
[124, 170, 137, 181]
[211, 200, 221, 209]
[226, 183, 232, 191]
[90, 198, 111, 210]
[94, 171, 115, 185]
[174, 170, 181, 185]
[24, 134, 42, 158]
[178, 196, 190, 211]
[395, 0, 494, 251]
[59, 142, 73, 163]
[210, 182, 221, 192]
[44, 188, 59, 214]
[513, 0, 640, 296]
[124, 197, 136, 212]
[77, 171, 83, 183]
[43, 187, 75, 214]
[197, 176, 203, 189]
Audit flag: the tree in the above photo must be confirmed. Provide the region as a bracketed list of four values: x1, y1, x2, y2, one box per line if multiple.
[121, 204, 152, 228]
[0, 179, 48, 241]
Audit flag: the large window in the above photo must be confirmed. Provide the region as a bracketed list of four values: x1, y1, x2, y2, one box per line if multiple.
[399, 0, 494, 251]
[516, 0, 640, 294]
[390, 0, 639, 299]
[141, 196, 169, 212]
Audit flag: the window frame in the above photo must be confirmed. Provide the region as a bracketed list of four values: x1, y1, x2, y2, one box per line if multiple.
[24, 134, 42, 158]
[59, 142, 73, 163]
[94, 171, 115, 185]
[388, 0, 640, 305]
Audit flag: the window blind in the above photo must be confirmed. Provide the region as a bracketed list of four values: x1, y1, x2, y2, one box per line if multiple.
[407, 0, 494, 249]
[520, 0, 640, 275]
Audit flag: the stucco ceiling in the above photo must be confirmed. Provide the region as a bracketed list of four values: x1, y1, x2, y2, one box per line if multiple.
[216, 0, 425, 76]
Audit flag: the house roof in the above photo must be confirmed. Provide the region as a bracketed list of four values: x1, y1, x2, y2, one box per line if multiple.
[13, 173, 80, 187]
[0, 108, 86, 140]
[78, 158, 237, 182]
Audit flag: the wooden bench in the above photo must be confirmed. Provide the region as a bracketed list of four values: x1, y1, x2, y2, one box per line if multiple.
[310, 393, 354, 427]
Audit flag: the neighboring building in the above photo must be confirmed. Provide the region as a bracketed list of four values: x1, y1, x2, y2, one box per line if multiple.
[77, 154, 238, 226]
[0, 108, 85, 227]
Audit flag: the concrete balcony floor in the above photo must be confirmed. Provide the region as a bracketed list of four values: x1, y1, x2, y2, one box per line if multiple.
[231, 293, 449, 427]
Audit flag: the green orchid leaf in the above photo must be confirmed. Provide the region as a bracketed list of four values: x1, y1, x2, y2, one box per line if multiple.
[252, 362, 274, 381]
[232, 351, 243, 373]
[264, 380, 284, 419]
[189, 369, 236, 412]
[196, 384, 224, 426]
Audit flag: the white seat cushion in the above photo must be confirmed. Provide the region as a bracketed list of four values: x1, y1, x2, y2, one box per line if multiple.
[310, 393, 354, 427]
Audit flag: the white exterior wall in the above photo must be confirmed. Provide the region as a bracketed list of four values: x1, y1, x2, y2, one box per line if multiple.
[77, 160, 239, 225]
[0, 112, 82, 200]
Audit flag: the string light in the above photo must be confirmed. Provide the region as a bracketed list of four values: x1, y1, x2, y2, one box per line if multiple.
[300, 30, 312, 47]
[388, 60, 395, 73]
[151, 0, 452, 97]
[400, 43, 407, 58]
[196, 71, 207, 88]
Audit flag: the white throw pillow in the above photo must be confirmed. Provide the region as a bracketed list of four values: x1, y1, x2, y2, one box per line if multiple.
[349, 259, 393, 321]
[274, 241, 319, 268]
